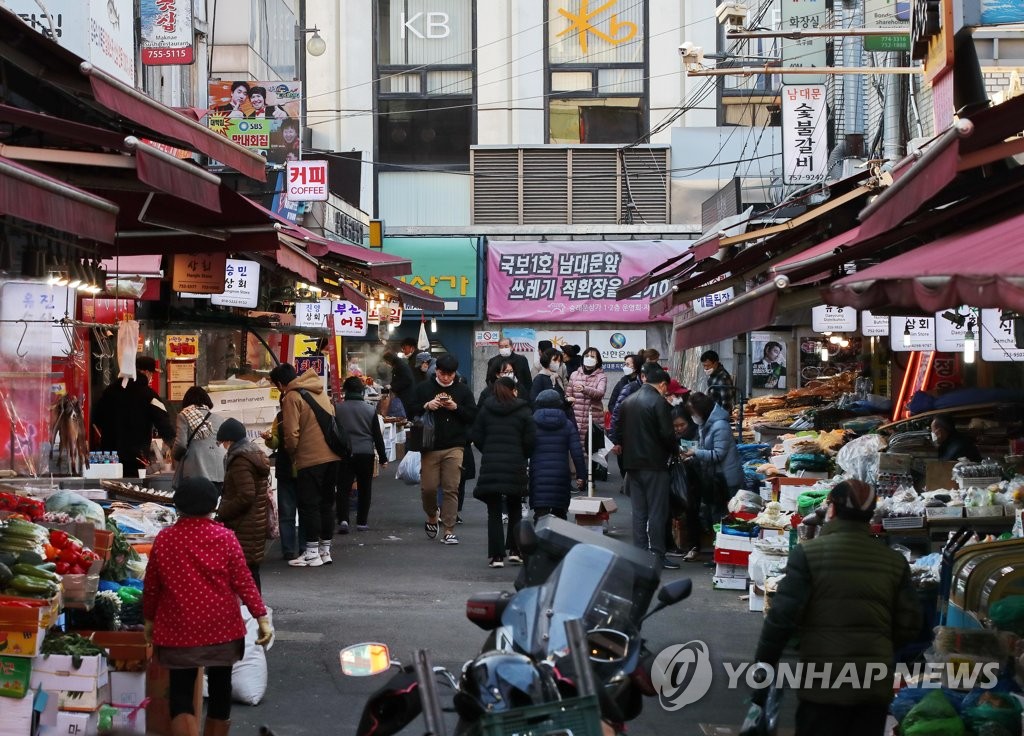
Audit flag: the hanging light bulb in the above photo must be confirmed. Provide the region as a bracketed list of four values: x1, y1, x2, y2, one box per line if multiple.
[839, 338, 850, 348]
[67, 261, 83, 289]
[963, 329, 976, 364]
[430, 316, 437, 333]
[903, 323, 912, 347]
[829, 335, 841, 345]
[820, 344, 829, 362]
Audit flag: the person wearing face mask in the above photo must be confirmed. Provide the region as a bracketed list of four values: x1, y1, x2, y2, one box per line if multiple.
[530, 348, 567, 406]
[682, 392, 743, 554]
[414, 352, 435, 381]
[409, 353, 477, 545]
[700, 350, 736, 415]
[486, 337, 533, 396]
[609, 354, 641, 416]
[215, 418, 271, 591]
[930, 415, 981, 462]
[565, 348, 608, 450]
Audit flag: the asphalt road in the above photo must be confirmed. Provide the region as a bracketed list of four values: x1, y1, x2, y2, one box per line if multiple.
[228, 458, 779, 736]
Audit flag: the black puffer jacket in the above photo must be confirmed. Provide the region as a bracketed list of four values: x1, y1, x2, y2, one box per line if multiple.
[619, 384, 676, 472]
[409, 377, 477, 451]
[471, 397, 536, 499]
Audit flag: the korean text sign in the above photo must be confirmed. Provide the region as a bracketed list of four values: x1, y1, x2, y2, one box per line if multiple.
[141, 0, 194, 65]
[486, 241, 692, 323]
[782, 85, 827, 185]
[383, 237, 479, 316]
[207, 81, 302, 164]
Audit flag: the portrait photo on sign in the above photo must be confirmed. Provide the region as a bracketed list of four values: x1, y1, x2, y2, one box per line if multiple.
[749, 332, 788, 390]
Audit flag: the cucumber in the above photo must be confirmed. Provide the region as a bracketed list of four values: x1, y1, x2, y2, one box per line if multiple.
[12, 563, 59, 582]
[8, 574, 56, 596]
[16, 551, 44, 566]
[0, 552, 16, 568]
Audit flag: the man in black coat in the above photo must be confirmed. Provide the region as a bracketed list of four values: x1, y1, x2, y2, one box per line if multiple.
[486, 336, 533, 396]
[615, 368, 679, 569]
[91, 355, 175, 478]
[382, 350, 416, 413]
[408, 353, 477, 545]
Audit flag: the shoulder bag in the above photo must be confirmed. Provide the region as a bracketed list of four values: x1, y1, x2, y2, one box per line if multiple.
[406, 410, 434, 453]
[172, 410, 211, 490]
[298, 390, 352, 460]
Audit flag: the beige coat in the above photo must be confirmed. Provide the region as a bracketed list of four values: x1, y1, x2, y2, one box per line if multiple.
[280, 369, 341, 471]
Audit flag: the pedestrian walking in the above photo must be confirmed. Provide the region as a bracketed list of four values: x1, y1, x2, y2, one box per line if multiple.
[486, 335, 533, 396]
[91, 355, 175, 478]
[408, 353, 476, 545]
[615, 368, 678, 569]
[335, 376, 389, 533]
[261, 409, 302, 560]
[530, 389, 586, 521]
[269, 362, 343, 568]
[171, 386, 226, 489]
[754, 479, 921, 736]
[682, 391, 743, 542]
[608, 354, 641, 417]
[382, 350, 416, 412]
[215, 418, 270, 591]
[472, 377, 535, 568]
[564, 347, 607, 449]
[143, 477, 273, 736]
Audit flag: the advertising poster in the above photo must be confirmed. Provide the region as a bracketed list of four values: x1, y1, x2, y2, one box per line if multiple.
[207, 81, 302, 164]
[486, 241, 692, 323]
[750, 332, 788, 390]
[502, 327, 537, 355]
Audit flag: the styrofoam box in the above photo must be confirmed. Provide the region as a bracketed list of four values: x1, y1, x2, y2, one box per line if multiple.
[715, 532, 756, 552]
[713, 576, 748, 590]
[966, 505, 1004, 517]
[713, 547, 751, 566]
[749, 583, 765, 613]
[0, 688, 34, 736]
[30, 654, 109, 711]
[925, 506, 964, 519]
[779, 486, 803, 510]
[82, 464, 122, 480]
[715, 563, 746, 578]
[52, 710, 98, 736]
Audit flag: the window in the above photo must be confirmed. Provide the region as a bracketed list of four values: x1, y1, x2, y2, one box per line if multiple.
[376, 0, 474, 167]
[546, 0, 647, 143]
[250, 0, 296, 79]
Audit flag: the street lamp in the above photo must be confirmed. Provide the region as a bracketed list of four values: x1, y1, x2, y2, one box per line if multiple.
[302, 27, 327, 57]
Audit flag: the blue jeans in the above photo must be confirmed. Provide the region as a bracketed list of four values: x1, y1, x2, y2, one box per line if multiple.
[277, 470, 304, 558]
[626, 469, 670, 559]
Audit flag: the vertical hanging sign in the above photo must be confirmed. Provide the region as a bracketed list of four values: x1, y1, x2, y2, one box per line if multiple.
[141, 0, 195, 65]
[782, 85, 828, 185]
[780, 0, 828, 82]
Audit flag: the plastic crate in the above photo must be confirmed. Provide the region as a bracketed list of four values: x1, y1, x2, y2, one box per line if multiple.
[479, 695, 604, 736]
[882, 516, 925, 530]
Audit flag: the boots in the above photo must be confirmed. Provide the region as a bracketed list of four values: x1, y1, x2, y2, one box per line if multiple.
[171, 714, 199, 736]
[203, 718, 231, 736]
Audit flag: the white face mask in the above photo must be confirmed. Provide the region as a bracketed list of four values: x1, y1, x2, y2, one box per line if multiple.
[498, 347, 512, 357]
[669, 396, 683, 406]
[704, 368, 714, 377]
[583, 357, 598, 368]
[692, 415, 705, 426]
[623, 366, 634, 375]
[500, 373, 517, 384]
[931, 431, 939, 445]
[436, 376, 454, 387]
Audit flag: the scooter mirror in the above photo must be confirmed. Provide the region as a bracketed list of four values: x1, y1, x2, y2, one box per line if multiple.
[658, 578, 693, 605]
[339, 643, 392, 676]
[514, 519, 539, 555]
[586, 628, 630, 663]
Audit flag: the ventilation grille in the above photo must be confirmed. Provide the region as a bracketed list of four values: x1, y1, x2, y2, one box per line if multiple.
[471, 146, 669, 225]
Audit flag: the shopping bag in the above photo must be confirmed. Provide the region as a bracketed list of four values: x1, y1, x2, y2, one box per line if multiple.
[669, 461, 690, 513]
[265, 489, 280, 540]
[397, 451, 421, 485]
[406, 412, 435, 453]
[739, 687, 783, 736]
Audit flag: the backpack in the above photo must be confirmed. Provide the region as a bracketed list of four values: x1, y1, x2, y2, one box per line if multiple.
[298, 390, 352, 460]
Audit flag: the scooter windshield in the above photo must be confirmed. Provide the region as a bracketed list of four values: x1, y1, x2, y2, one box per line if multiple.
[502, 545, 636, 659]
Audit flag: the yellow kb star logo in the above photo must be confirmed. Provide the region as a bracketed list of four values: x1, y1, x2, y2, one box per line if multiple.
[557, 0, 638, 54]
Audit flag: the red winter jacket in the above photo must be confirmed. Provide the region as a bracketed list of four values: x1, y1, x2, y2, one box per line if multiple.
[143, 517, 267, 648]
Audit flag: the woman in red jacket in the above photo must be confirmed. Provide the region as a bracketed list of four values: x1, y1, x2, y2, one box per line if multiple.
[143, 477, 273, 736]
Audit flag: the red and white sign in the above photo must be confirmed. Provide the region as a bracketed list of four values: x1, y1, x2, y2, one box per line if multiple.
[286, 160, 329, 202]
[782, 85, 828, 185]
[141, 0, 194, 66]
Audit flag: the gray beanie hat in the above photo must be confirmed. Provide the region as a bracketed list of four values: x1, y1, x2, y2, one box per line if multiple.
[535, 389, 564, 409]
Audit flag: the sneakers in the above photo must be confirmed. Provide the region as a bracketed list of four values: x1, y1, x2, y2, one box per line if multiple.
[456, 514, 464, 525]
[488, 558, 504, 568]
[356, 524, 369, 532]
[319, 542, 333, 565]
[662, 558, 681, 570]
[506, 553, 523, 565]
[501, 513, 509, 523]
[665, 548, 685, 558]
[425, 520, 439, 539]
[442, 533, 459, 545]
[336, 521, 350, 535]
[684, 547, 701, 562]
[288, 545, 324, 568]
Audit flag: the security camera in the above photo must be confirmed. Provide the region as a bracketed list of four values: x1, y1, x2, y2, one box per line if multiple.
[678, 42, 704, 69]
[715, 1, 748, 30]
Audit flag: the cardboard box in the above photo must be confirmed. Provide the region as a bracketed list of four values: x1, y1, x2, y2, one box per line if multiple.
[878, 452, 914, 474]
[108, 671, 147, 733]
[78, 631, 151, 672]
[30, 654, 109, 711]
[749, 583, 765, 612]
[714, 563, 746, 578]
[0, 600, 49, 657]
[925, 460, 957, 491]
[0, 654, 32, 698]
[0, 687, 35, 736]
[713, 547, 751, 566]
[52, 710, 98, 736]
[714, 532, 756, 552]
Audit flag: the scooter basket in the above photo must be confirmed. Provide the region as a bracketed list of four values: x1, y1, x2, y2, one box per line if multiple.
[478, 694, 604, 736]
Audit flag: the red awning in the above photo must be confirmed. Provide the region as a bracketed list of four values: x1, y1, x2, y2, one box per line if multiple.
[375, 275, 446, 310]
[772, 227, 863, 275]
[674, 287, 781, 351]
[826, 208, 1024, 312]
[275, 241, 319, 283]
[0, 154, 118, 243]
[126, 137, 222, 212]
[100, 255, 163, 276]
[81, 65, 267, 182]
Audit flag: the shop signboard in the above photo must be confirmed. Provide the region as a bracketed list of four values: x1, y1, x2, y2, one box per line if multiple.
[382, 237, 480, 316]
[140, 0, 194, 65]
[864, 0, 911, 51]
[294, 300, 331, 329]
[890, 316, 936, 351]
[210, 260, 261, 309]
[295, 356, 326, 376]
[980, 308, 1024, 362]
[0, 281, 76, 358]
[811, 305, 857, 332]
[207, 81, 302, 164]
[6, 0, 136, 85]
[588, 330, 646, 370]
[861, 310, 890, 336]
[780, 0, 827, 82]
[782, 85, 828, 185]
[692, 274, 734, 315]
[368, 301, 403, 326]
[285, 161, 329, 202]
[165, 335, 199, 360]
[486, 241, 692, 323]
[330, 301, 368, 337]
[171, 253, 226, 294]
[934, 307, 978, 352]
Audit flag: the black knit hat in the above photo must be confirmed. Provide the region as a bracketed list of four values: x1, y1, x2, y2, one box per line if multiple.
[216, 417, 247, 443]
[173, 477, 220, 516]
[535, 389, 564, 409]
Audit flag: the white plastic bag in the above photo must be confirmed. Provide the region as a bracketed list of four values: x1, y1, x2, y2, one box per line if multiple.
[835, 434, 885, 481]
[203, 605, 273, 705]
[396, 451, 421, 485]
[116, 319, 140, 387]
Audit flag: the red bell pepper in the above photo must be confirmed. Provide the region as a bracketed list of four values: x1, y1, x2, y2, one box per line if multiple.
[48, 530, 69, 548]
